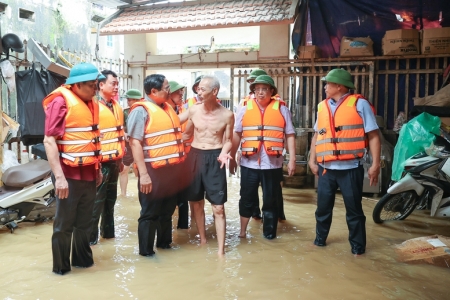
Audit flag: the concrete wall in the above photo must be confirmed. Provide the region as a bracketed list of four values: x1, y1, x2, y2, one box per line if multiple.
[259, 24, 290, 59]
[1, 0, 91, 51]
[123, 33, 147, 92]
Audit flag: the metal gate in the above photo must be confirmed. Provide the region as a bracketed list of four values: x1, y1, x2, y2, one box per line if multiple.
[231, 61, 374, 129]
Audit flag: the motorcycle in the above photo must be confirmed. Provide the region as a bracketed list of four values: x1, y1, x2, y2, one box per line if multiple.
[372, 134, 450, 223]
[0, 148, 55, 233]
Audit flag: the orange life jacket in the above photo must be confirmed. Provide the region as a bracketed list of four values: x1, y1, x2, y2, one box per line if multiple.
[315, 94, 368, 163]
[240, 93, 285, 106]
[241, 98, 286, 157]
[131, 101, 185, 168]
[99, 100, 125, 162]
[42, 86, 101, 167]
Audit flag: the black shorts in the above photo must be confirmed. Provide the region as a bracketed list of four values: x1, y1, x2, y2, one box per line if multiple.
[185, 147, 227, 205]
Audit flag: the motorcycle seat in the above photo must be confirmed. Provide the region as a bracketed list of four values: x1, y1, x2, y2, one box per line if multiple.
[1, 160, 51, 188]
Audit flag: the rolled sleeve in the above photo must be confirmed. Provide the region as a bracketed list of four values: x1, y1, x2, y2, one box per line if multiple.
[127, 106, 148, 141]
[280, 106, 295, 135]
[356, 99, 379, 133]
[44, 96, 66, 137]
[234, 106, 247, 133]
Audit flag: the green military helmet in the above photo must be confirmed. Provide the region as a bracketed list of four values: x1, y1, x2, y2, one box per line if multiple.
[125, 88, 142, 99]
[169, 81, 185, 93]
[192, 75, 204, 94]
[321, 68, 355, 89]
[65, 62, 105, 85]
[250, 75, 278, 96]
[247, 69, 267, 83]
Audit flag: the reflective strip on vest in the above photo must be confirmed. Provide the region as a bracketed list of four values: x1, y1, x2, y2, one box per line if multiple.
[242, 125, 284, 132]
[56, 138, 98, 145]
[101, 136, 125, 145]
[143, 140, 183, 151]
[241, 147, 258, 152]
[144, 127, 181, 139]
[102, 150, 118, 156]
[61, 151, 100, 162]
[316, 149, 366, 157]
[268, 146, 284, 151]
[144, 152, 184, 163]
[315, 137, 366, 145]
[100, 125, 123, 134]
[335, 124, 364, 131]
[65, 125, 98, 132]
[244, 136, 284, 143]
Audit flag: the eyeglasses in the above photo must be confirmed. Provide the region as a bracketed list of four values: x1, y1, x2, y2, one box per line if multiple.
[162, 85, 170, 91]
[254, 87, 270, 93]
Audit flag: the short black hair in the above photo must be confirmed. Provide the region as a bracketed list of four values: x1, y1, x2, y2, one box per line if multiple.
[144, 74, 165, 95]
[98, 69, 118, 89]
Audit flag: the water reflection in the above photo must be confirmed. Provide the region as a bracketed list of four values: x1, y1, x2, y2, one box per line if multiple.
[1, 176, 449, 299]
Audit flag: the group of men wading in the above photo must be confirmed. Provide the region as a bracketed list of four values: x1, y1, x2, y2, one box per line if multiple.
[43, 63, 380, 275]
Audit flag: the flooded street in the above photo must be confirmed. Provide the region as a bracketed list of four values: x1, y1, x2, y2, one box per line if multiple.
[1, 175, 449, 299]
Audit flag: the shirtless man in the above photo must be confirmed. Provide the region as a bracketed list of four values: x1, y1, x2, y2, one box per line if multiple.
[183, 75, 234, 256]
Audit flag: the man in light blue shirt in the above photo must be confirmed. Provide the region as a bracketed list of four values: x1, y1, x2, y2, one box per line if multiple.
[308, 69, 381, 255]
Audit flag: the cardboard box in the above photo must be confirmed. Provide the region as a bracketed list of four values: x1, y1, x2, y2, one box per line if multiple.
[395, 235, 450, 268]
[297, 45, 321, 59]
[340, 36, 374, 57]
[382, 29, 420, 55]
[421, 27, 450, 54]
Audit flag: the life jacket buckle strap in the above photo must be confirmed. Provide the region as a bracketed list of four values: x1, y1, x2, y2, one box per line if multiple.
[333, 150, 341, 156]
[335, 126, 342, 132]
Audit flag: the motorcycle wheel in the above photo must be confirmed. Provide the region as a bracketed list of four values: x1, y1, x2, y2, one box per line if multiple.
[372, 191, 418, 224]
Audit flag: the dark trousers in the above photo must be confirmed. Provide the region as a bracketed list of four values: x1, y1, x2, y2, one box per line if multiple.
[315, 165, 366, 254]
[52, 177, 96, 274]
[252, 168, 286, 220]
[176, 161, 189, 229]
[90, 161, 119, 244]
[239, 166, 282, 239]
[138, 163, 180, 255]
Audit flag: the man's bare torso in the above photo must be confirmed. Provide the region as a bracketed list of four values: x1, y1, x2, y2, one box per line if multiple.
[189, 103, 232, 150]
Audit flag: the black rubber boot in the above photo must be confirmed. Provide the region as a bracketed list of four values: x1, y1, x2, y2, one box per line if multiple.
[262, 210, 278, 239]
[138, 220, 157, 256]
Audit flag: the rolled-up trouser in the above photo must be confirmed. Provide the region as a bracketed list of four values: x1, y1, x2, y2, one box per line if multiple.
[138, 163, 180, 254]
[239, 166, 282, 239]
[315, 165, 366, 254]
[52, 177, 96, 274]
[90, 161, 120, 244]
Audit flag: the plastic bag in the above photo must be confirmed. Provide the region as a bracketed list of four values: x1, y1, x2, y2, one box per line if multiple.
[15, 64, 66, 146]
[392, 112, 441, 181]
[1, 150, 20, 173]
[0, 60, 16, 93]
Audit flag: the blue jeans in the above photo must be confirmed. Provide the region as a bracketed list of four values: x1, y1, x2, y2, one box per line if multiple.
[315, 165, 366, 254]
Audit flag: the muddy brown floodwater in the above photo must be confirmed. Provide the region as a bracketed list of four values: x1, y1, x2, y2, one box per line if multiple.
[1, 175, 449, 299]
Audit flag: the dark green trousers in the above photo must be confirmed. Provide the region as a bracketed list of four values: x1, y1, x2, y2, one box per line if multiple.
[90, 161, 120, 245]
